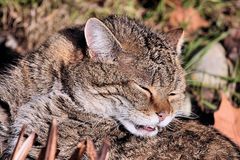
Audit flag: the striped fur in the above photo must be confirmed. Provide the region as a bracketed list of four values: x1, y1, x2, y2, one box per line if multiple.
[0, 16, 239, 159]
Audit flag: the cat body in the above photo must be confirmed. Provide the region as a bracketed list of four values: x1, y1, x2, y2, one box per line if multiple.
[0, 15, 239, 159]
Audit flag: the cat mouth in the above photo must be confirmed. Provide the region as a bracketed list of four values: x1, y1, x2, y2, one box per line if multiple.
[119, 119, 159, 137]
[135, 124, 157, 132]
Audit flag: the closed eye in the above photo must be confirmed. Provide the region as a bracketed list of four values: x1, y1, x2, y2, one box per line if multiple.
[139, 85, 150, 92]
[139, 85, 152, 97]
[169, 92, 176, 96]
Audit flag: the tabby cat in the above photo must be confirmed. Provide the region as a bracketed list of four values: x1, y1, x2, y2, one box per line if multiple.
[0, 15, 239, 159]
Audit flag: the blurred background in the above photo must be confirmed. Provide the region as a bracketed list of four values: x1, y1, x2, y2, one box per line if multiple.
[0, 0, 239, 132]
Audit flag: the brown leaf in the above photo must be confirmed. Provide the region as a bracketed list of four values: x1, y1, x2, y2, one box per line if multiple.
[169, 7, 209, 34]
[11, 125, 26, 160]
[86, 138, 97, 160]
[69, 140, 86, 160]
[214, 92, 240, 146]
[43, 119, 58, 160]
[13, 132, 36, 160]
[98, 138, 111, 160]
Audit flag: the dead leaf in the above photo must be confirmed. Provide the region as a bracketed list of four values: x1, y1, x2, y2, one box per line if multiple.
[98, 138, 111, 160]
[169, 7, 209, 35]
[86, 138, 97, 160]
[166, 0, 182, 7]
[214, 92, 240, 146]
[69, 140, 86, 160]
[43, 119, 57, 160]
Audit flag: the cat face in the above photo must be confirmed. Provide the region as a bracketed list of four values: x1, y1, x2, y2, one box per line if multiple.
[83, 17, 187, 137]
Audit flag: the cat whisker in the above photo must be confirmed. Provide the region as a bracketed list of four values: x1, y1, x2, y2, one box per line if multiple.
[188, 112, 199, 118]
[175, 114, 189, 118]
[175, 110, 199, 119]
[166, 123, 175, 131]
[90, 119, 104, 135]
[175, 114, 198, 119]
[172, 118, 183, 124]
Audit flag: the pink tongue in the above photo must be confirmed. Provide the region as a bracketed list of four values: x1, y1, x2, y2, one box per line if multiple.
[143, 126, 155, 132]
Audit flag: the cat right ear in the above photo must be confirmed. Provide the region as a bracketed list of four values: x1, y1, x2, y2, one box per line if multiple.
[164, 28, 184, 55]
[84, 18, 122, 63]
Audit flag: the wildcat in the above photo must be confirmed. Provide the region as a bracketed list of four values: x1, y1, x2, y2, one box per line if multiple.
[0, 15, 239, 159]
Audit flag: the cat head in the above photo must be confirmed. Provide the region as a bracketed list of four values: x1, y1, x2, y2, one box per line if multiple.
[83, 16, 186, 137]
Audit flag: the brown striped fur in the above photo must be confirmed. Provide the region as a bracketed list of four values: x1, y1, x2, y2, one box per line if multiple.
[0, 15, 239, 159]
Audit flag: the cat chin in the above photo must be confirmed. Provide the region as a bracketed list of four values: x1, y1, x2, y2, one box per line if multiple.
[158, 115, 175, 127]
[118, 114, 175, 137]
[119, 119, 159, 137]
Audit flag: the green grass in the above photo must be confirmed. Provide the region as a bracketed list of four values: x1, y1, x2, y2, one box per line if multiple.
[184, 31, 229, 70]
[201, 100, 217, 110]
[0, 0, 39, 6]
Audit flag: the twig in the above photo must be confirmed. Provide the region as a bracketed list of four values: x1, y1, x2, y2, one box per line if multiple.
[12, 132, 36, 160]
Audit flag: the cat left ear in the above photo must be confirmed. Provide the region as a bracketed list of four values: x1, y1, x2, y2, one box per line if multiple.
[164, 28, 184, 55]
[84, 18, 122, 63]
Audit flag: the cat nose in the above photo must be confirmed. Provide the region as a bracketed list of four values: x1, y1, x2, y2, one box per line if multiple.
[157, 112, 167, 121]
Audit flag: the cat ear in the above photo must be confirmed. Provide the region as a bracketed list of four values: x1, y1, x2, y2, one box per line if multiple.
[164, 28, 184, 55]
[84, 18, 121, 63]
